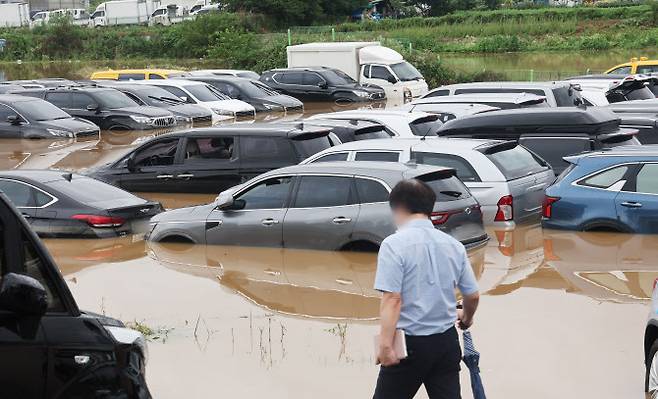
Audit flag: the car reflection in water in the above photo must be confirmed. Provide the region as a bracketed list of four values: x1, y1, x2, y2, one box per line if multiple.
[147, 241, 485, 320]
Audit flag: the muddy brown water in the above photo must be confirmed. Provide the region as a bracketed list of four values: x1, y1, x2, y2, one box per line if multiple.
[0, 89, 653, 397]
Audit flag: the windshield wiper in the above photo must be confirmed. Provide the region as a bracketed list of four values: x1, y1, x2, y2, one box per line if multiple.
[440, 190, 463, 198]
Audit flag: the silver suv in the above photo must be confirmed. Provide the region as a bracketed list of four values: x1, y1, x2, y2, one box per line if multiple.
[147, 162, 489, 251]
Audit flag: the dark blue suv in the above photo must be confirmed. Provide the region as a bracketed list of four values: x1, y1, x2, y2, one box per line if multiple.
[542, 146, 658, 233]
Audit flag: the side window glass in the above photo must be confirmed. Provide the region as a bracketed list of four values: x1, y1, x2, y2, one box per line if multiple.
[159, 86, 190, 102]
[412, 152, 481, 182]
[0, 180, 52, 208]
[312, 153, 349, 163]
[0, 105, 14, 123]
[134, 138, 179, 167]
[118, 73, 145, 81]
[362, 66, 371, 79]
[638, 66, 658, 74]
[354, 151, 399, 162]
[184, 137, 234, 163]
[235, 177, 293, 210]
[149, 74, 165, 80]
[635, 164, 658, 194]
[610, 66, 632, 75]
[45, 92, 70, 108]
[279, 72, 304, 85]
[370, 66, 394, 81]
[292, 176, 355, 208]
[580, 166, 629, 189]
[355, 178, 389, 204]
[519, 137, 592, 169]
[69, 93, 95, 109]
[240, 137, 295, 163]
[21, 232, 63, 312]
[303, 73, 324, 86]
[425, 89, 449, 98]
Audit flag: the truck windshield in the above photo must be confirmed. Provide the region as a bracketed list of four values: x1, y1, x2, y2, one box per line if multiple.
[390, 62, 423, 82]
[323, 70, 357, 85]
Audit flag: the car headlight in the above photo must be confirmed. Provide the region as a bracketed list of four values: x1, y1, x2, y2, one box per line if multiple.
[175, 115, 193, 123]
[46, 128, 73, 138]
[212, 108, 236, 117]
[130, 115, 153, 125]
[104, 325, 149, 364]
[354, 91, 371, 98]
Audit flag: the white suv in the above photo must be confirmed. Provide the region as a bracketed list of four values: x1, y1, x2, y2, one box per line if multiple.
[306, 110, 442, 138]
[301, 137, 554, 228]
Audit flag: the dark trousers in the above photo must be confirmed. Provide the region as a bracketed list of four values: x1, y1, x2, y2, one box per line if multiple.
[373, 327, 461, 399]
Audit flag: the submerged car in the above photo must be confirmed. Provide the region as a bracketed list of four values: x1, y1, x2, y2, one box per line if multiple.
[567, 74, 657, 106]
[147, 162, 489, 251]
[302, 138, 554, 228]
[260, 66, 386, 103]
[302, 118, 393, 142]
[307, 110, 442, 138]
[0, 189, 151, 398]
[184, 75, 304, 113]
[542, 146, 658, 233]
[86, 124, 338, 193]
[0, 94, 99, 139]
[17, 86, 177, 130]
[405, 92, 549, 111]
[0, 170, 162, 238]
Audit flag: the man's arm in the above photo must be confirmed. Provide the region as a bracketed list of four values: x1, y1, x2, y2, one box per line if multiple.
[458, 291, 479, 330]
[457, 247, 479, 330]
[378, 291, 402, 366]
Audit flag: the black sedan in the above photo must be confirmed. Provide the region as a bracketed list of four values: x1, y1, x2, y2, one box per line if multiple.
[0, 94, 99, 139]
[184, 75, 304, 112]
[0, 170, 163, 238]
[16, 87, 177, 130]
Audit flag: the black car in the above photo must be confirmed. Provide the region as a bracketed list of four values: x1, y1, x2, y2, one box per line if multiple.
[96, 82, 213, 125]
[0, 94, 99, 139]
[17, 87, 177, 130]
[259, 66, 386, 103]
[302, 118, 393, 142]
[0, 191, 151, 398]
[87, 123, 338, 193]
[0, 170, 163, 238]
[8, 78, 77, 88]
[184, 75, 304, 113]
[437, 107, 641, 175]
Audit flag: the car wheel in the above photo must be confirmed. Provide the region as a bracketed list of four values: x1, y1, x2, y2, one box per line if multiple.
[646, 340, 658, 392]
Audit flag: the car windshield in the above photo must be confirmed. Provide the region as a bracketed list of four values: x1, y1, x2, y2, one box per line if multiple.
[237, 71, 261, 80]
[134, 87, 184, 106]
[322, 69, 357, 85]
[485, 144, 549, 180]
[185, 84, 229, 101]
[97, 90, 140, 109]
[409, 116, 442, 136]
[50, 176, 137, 205]
[390, 62, 423, 81]
[239, 81, 280, 97]
[17, 99, 71, 121]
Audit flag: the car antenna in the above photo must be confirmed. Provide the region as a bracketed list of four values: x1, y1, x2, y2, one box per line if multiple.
[62, 172, 72, 182]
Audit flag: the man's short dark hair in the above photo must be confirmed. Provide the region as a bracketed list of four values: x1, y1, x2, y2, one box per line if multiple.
[389, 179, 436, 216]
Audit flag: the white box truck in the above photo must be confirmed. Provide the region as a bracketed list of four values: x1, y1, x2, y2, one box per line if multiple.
[90, 0, 160, 27]
[0, 3, 30, 28]
[286, 42, 429, 103]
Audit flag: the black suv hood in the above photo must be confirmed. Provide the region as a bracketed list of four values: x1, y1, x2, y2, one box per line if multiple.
[39, 117, 99, 133]
[333, 84, 384, 94]
[165, 103, 212, 118]
[258, 94, 303, 107]
[113, 106, 172, 118]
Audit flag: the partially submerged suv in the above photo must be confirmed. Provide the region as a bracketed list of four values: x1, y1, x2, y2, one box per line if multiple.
[405, 92, 548, 111]
[307, 110, 442, 137]
[437, 108, 641, 175]
[0, 191, 151, 398]
[87, 124, 337, 193]
[147, 162, 488, 251]
[302, 138, 554, 228]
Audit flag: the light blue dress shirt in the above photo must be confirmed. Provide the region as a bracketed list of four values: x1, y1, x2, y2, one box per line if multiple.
[374, 218, 479, 336]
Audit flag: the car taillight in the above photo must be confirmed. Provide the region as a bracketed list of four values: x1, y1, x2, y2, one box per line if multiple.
[72, 214, 125, 228]
[494, 195, 513, 222]
[542, 196, 560, 219]
[430, 211, 450, 225]
[653, 277, 658, 291]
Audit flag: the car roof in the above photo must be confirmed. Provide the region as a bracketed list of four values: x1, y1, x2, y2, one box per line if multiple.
[315, 110, 434, 122]
[137, 79, 206, 88]
[269, 161, 454, 181]
[434, 81, 572, 90]
[317, 137, 499, 152]
[18, 86, 115, 94]
[0, 169, 86, 184]
[413, 92, 546, 104]
[186, 75, 249, 83]
[158, 123, 332, 138]
[0, 94, 44, 104]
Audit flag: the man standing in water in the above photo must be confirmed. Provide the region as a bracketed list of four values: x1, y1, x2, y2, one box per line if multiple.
[374, 179, 480, 399]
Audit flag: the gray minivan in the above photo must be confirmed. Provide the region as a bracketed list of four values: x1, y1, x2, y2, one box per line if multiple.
[147, 162, 489, 251]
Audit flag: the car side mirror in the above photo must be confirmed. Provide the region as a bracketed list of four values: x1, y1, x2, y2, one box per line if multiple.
[86, 103, 100, 113]
[180, 96, 189, 103]
[6, 114, 21, 125]
[126, 153, 137, 172]
[0, 273, 48, 316]
[387, 76, 398, 84]
[215, 191, 235, 210]
[318, 82, 328, 89]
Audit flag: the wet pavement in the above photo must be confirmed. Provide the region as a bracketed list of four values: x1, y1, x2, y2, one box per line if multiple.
[1, 97, 652, 398]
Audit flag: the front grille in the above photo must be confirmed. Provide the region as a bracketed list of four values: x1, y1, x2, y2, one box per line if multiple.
[192, 115, 212, 124]
[151, 117, 176, 128]
[285, 105, 304, 112]
[236, 110, 256, 118]
[75, 130, 100, 138]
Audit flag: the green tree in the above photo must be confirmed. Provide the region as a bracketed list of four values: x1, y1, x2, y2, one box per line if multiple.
[224, 0, 366, 26]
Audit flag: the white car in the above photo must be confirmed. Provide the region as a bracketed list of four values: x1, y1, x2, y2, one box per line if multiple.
[399, 102, 499, 122]
[306, 110, 442, 138]
[301, 137, 554, 228]
[188, 69, 260, 80]
[135, 79, 255, 123]
[567, 75, 657, 106]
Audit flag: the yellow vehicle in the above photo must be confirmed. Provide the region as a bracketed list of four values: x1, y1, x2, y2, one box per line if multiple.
[605, 57, 658, 75]
[90, 69, 189, 81]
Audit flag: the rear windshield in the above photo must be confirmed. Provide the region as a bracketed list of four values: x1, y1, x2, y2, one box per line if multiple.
[552, 86, 584, 107]
[355, 128, 392, 141]
[422, 175, 472, 202]
[485, 145, 549, 180]
[409, 116, 442, 137]
[50, 177, 137, 205]
[293, 136, 333, 158]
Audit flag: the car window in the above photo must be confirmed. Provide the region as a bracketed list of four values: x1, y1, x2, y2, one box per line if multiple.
[411, 152, 481, 182]
[149, 73, 165, 79]
[118, 73, 145, 81]
[409, 116, 442, 137]
[580, 165, 629, 189]
[69, 93, 96, 109]
[455, 88, 545, 96]
[0, 104, 15, 123]
[123, 92, 147, 106]
[235, 177, 293, 210]
[355, 177, 389, 204]
[638, 65, 658, 74]
[21, 232, 63, 312]
[45, 92, 70, 108]
[159, 86, 192, 103]
[370, 66, 394, 81]
[0, 180, 53, 208]
[303, 73, 324, 86]
[610, 66, 632, 75]
[50, 176, 135, 205]
[214, 82, 241, 98]
[278, 72, 304, 85]
[292, 176, 356, 208]
[519, 137, 592, 170]
[240, 137, 296, 162]
[484, 145, 548, 181]
[184, 137, 234, 162]
[184, 84, 224, 102]
[552, 87, 583, 107]
[312, 152, 349, 163]
[425, 89, 449, 98]
[133, 138, 179, 167]
[292, 136, 333, 159]
[354, 151, 400, 162]
[362, 66, 371, 79]
[635, 164, 658, 194]
[421, 175, 472, 201]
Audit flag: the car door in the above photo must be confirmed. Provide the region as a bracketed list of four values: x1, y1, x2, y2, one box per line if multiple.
[615, 163, 658, 234]
[119, 137, 183, 192]
[302, 72, 328, 101]
[68, 92, 105, 126]
[175, 135, 241, 193]
[276, 72, 306, 99]
[0, 104, 23, 138]
[205, 176, 294, 247]
[283, 175, 360, 250]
